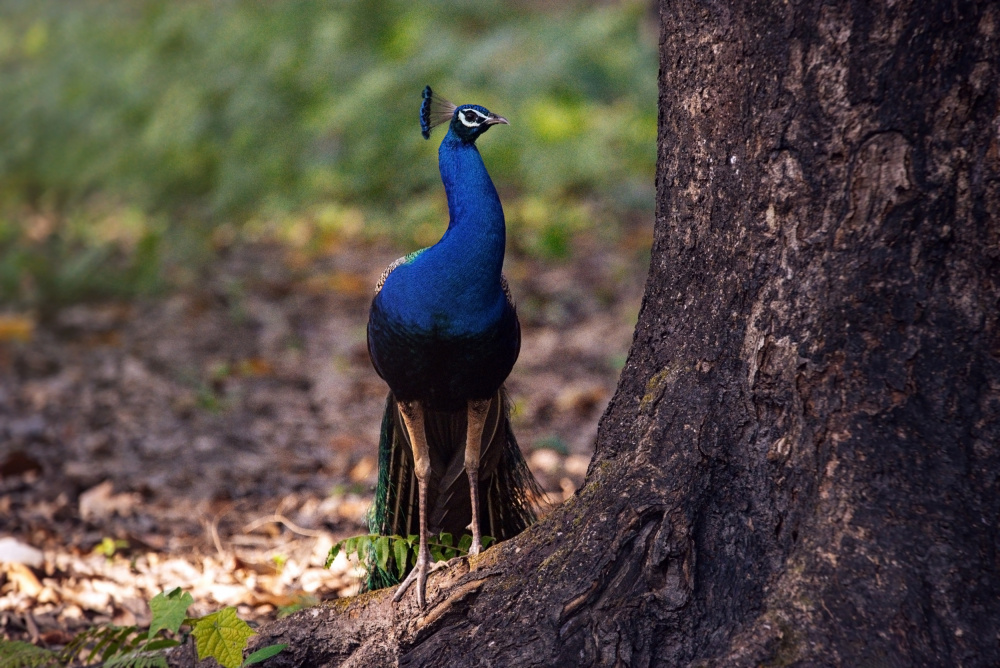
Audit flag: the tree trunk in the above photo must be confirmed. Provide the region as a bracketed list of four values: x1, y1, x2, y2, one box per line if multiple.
[197, 1, 1000, 665]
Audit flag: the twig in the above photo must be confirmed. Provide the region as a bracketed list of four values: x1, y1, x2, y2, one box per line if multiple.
[24, 611, 39, 644]
[204, 505, 231, 561]
[242, 514, 324, 538]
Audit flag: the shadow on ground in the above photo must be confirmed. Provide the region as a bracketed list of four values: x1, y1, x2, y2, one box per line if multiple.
[0, 235, 646, 644]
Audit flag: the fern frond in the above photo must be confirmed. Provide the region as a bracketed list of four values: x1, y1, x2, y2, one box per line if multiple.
[105, 650, 170, 668]
[0, 640, 59, 668]
[59, 624, 145, 665]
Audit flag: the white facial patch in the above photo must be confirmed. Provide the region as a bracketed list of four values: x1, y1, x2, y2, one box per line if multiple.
[458, 108, 489, 128]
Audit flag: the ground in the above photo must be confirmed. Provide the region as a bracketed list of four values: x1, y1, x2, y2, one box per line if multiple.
[0, 231, 647, 647]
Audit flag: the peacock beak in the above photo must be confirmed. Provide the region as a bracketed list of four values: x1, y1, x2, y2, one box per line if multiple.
[486, 114, 510, 126]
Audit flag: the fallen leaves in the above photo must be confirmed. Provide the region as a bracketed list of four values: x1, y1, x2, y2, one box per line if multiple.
[0, 518, 365, 646]
[527, 449, 591, 503]
[0, 315, 34, 343]
[0, 538, 44, 568]
[348, 456, 376, 483]
[300, 270, 371, 297]
[3, 563, 43, 597]
[78, 481, 140, 522]
[0, 452, 42, 479]
[0, 238, 645, 648]
[555, 384, 608, 415]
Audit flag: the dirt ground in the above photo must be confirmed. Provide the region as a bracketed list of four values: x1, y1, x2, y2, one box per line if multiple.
[0, 233, 647, 647]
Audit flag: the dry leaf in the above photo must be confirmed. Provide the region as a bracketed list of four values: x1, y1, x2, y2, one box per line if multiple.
[555, 385, 607, 414]
[0, 537, 44, 567]
[4, 563, 43, 596]
[0, 314, 34, 342]
[237, 357, 274, 377]
[0, 451, 43, 479]
[79, 481, 139, 521]
[348, 456, 375, 483]
[528, 448, 562, 475]
[564, 454, 591, 478]
[301, 271, 369, 297]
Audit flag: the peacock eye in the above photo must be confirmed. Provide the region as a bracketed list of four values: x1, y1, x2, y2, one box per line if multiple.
[463, 111, 479, 123]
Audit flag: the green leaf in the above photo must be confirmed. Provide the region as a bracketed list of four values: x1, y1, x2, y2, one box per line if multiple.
[83, 632, 111, 662]
[142, 638, 182, 651]
[439, 532, 453, 547]
[458, 534, 473, 553]
[92, 626, 137, 662]
[149, 588, 194, 639]
[328, 533, 404, 568]
[59, 628, 92, 663]
[106, 652, 169, 668]
[241, 643, 287, 667]
[407, 534, 418, 545]
[191, 607, 256, 668]
[393, 537, 410, 578]
[429, 544, 445, 562]
[106, 626, 140, 661]
[375, 536, 390, 573]
[84, 628, 115, 662]
[482, 536, 496, 548]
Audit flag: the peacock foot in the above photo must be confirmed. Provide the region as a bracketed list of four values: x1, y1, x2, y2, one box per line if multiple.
[393, 553, 428, 608]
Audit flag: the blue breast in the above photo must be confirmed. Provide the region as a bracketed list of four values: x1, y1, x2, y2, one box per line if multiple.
[368, 127, 519, 410]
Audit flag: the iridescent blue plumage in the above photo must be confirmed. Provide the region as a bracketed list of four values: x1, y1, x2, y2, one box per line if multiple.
[366, 88, 538, 607]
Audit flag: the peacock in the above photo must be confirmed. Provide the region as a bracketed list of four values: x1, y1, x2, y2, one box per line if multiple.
[365, 86, 540, 608]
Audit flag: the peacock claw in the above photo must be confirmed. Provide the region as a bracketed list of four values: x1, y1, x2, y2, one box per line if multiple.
[393, 555, 428, 608]
[395, 553, 474, 607]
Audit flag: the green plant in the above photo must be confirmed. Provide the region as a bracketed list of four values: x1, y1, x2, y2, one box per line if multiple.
[94, 537, 130, 561]
[0, 0, 656, 307]
[0, 588, 286, 668]
[0, 641, 55, 668]
[270, 553, 288, 573]
[326, 532, 495, 581]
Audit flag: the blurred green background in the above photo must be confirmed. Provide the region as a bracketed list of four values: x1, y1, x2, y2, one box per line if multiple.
[0, 0, 657, 307]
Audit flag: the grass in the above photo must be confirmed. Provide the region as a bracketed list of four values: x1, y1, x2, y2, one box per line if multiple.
[0, 0, 656, 307]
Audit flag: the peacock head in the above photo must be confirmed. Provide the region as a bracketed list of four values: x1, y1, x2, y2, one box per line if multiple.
[420, 86, 508, 143]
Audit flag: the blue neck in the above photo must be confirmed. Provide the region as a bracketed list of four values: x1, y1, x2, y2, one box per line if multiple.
[415, 130, 506, 307]
[379, 127, 508, 334]
[435, 131, 505, 280]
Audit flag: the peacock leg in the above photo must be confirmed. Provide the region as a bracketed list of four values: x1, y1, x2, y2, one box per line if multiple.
[465, 398, 492, 556]
[392, 399, 431, 608]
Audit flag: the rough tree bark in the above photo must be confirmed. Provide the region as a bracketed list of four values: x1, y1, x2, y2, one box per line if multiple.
[180, 1, 1000, 665]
